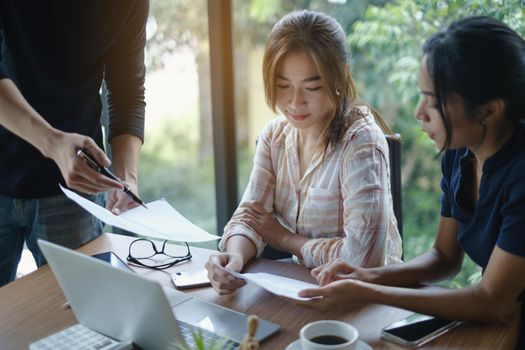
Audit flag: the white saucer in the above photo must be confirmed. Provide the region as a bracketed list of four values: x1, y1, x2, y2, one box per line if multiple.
[285, 339, 373, 350]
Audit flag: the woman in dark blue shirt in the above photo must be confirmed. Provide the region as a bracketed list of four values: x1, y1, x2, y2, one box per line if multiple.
[296, 16, 525, 347]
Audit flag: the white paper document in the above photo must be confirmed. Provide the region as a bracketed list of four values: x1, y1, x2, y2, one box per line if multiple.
[60, 185, 219, 242]
[233, 271, 319, 301]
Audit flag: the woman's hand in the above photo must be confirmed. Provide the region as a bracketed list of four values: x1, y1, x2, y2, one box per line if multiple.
[233, 201, 294, 251]
[205, 252, 247, 295]
[296, 279, 372, 312]
[311, 258, 377, 286]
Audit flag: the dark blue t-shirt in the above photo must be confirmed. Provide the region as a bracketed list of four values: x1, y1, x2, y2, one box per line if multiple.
[440, 125, 525, 267]
[440, 123, 525, 347]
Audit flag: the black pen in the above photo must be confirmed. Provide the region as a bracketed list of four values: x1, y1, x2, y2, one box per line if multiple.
[75, 148, 148, 209]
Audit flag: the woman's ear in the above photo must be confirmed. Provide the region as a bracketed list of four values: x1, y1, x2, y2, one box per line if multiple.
[479, 99, 505, 125]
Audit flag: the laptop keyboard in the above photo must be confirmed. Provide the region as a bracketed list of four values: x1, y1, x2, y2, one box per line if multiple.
[30, 322, 240, 350]
[179, 321, 240, 350]
[29, 324, 132, 350]
[29, 321, 240, 350]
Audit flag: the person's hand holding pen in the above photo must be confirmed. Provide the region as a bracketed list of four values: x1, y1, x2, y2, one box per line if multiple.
[42, 130, 124, 194]
[75, 146, 148, 214]
[42, 128, 146, 214]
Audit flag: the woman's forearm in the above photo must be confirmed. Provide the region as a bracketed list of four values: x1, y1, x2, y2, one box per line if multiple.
[369, 281, 519, 323]
[366, 217, 463, 287]
[365, 247, 463, 287]
[224, 235, 257, 266]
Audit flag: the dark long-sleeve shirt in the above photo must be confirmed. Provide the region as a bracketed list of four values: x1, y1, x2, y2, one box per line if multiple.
[0, 0, 148, 198]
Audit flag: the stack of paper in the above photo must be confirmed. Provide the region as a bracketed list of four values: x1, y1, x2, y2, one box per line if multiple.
[61, 185, 219, 242]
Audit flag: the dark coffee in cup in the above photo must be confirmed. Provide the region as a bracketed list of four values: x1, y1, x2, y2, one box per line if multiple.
[310, 335, 348, 345]
[300, 320, 359, 350]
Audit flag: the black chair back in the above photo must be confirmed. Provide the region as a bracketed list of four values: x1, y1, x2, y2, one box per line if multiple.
[385, 134, 403, 239]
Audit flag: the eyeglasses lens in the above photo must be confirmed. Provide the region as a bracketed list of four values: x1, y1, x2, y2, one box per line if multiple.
[129, 239, 157, 259]
[163, 242, 190, 258]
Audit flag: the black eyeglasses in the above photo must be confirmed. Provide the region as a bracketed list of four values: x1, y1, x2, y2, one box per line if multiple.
[127, 238, 192, 270]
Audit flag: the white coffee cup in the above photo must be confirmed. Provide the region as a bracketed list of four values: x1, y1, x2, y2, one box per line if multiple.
[300, 320, 359, 350]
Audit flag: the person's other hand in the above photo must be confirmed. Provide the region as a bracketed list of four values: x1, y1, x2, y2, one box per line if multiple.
[311, 258, 375, 286]
[233, 201, 291, 250]
[106, 180, 140, 215]
[45, 131, 123, 194]
[296, 279, 370, 312]
[205, 252, 246, 295]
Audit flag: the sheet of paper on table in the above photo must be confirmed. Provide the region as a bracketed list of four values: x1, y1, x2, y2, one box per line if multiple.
[60, 185, 219, 242]
[232, 271, 320, 301]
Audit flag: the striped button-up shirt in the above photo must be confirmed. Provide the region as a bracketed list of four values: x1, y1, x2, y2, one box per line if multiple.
[219, 112, 403, 268]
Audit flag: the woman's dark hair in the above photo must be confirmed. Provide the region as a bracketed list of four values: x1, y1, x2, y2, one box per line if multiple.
[422, 16, 525, 150]
[263, 10, 391, 151]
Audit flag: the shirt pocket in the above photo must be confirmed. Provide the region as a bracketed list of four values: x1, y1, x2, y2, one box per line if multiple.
[302, 187, 342, 236]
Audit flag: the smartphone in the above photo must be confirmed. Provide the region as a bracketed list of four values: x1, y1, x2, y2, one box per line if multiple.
[381, 313, 461, 347]
[171, 269, 211, 289]
[91, 252, 134, 273]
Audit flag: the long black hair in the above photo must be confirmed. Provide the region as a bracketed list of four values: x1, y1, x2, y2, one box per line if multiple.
[422, 16, 525, 150]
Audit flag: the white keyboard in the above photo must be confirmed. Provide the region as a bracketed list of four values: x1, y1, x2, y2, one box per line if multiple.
[30, 324, 133, 350]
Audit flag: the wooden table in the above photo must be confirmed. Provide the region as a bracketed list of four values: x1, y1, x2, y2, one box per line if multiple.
[0, 233, 518, 349]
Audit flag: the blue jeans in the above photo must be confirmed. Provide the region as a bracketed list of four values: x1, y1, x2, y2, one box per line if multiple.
[0, 193, 105, 286]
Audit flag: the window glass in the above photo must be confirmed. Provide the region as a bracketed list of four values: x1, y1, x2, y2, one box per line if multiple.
[140, 0, 217, 235]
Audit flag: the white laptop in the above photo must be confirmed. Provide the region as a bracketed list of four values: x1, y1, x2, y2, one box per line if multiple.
[37, 239, 279, 350]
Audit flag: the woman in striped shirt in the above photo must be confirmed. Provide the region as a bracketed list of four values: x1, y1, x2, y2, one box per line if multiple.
[205, 10, 402, 295]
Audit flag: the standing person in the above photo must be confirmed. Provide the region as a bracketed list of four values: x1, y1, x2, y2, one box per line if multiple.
[0, 0, 149, 286]
[297, 16, 525, 348]
[206, 10, 402, 295]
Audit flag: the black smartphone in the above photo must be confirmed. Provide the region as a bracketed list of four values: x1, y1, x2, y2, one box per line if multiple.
[171, 269, 211, 289]
[381, 313, 461, 347]
[91, 252, 134, 273]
